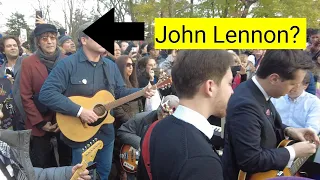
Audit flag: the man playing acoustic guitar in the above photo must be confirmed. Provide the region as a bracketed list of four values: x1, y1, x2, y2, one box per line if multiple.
[222, 50, 320, 180]
[38, 22, 156, 180]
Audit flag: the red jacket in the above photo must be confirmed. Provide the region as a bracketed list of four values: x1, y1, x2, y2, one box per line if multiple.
[20, 54, 55, 136]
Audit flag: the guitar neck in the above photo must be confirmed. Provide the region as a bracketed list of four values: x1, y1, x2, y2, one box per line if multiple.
[290, 136, 320, 175]
[290, 155, 310, 175]
[70, 160, 88, 180]
[104, 89, 145, 110]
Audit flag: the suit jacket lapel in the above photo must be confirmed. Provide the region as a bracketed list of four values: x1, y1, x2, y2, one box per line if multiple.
[247, 80, 268, 108]
[247, 80, 276, 128]
[34, 58, 48, 80]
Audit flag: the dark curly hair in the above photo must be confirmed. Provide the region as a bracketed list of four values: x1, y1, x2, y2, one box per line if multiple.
[0, 35, 20, 54]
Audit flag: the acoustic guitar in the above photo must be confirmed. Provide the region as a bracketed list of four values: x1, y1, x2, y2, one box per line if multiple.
[71, 138, 103, 180]
[120, 144, 140, 173]
[238, 139, 314, 180]
[56, 77, 172, 142]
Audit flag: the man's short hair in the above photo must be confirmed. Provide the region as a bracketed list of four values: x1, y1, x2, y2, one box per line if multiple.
[310, 29, 320, 36]
[171, 50, 233, 99]
[256, 50, 314, 81]
[0, 35, 20, 53]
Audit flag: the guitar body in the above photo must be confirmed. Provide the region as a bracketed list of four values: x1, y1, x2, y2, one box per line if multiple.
[57, 77, 172, 142]
[120, 145, 139, 173]
[238, 167, 291, 180]
[56, 90, 115, 142]
[238, 140, 294, 180]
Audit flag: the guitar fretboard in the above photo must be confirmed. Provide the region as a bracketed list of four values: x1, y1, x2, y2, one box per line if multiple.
[290, 155, 310, 175]
[104, 89, 145, 110]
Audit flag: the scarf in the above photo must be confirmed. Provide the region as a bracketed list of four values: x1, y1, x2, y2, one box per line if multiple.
[36, 47, 62, 72]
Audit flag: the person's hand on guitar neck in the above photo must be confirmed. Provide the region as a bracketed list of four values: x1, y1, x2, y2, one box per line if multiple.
[291, 141, 317, 158]
[285, 127, 320, 158]
[80, 109, 98, 124]
[71, 164, 91, 180]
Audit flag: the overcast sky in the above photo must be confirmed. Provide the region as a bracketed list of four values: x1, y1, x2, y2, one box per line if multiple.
[0, 0, 108, 32]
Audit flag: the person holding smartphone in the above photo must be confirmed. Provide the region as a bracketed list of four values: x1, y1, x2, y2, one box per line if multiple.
[228, 50, 247, 90]
[124, 42, 140, 62]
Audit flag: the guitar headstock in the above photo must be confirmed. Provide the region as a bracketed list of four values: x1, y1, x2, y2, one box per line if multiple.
[155, 76, 172, 90]
[81, 138, 103, 163]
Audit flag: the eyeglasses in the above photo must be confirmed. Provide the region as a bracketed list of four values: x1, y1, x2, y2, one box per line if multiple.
[126, 63, 133, 67]
[40, 35, 57, 42]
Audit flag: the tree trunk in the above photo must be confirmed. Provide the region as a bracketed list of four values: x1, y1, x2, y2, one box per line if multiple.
[168, 0, 174, 17]
[223, 0, 229, 18]
[128, 0, 136, 22]
[241, 0, 257, 18]
[190, 0, 193, 17]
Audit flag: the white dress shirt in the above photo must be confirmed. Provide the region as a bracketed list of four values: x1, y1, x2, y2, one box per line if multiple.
[252, 76, 295, 167]
[173, 105, 215, 139]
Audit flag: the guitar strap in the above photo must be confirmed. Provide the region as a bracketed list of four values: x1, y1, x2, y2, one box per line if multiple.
[101, 63, 115, 97]
[141, 120, 160, 180]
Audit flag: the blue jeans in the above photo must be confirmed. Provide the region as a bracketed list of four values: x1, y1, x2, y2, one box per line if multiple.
[72, 140, 114, 180]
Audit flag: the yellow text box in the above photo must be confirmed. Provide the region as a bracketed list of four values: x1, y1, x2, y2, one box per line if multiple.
[154, 18, 306, 49]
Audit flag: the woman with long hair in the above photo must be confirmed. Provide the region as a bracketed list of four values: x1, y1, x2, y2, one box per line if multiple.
[112, 55, 142, 180]
[114, 55, 141, 124]
[136, 56, 157, 87]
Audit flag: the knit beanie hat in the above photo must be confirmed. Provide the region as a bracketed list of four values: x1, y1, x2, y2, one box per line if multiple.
[34, 24, 57, 37]
[58, 35, 72, 46]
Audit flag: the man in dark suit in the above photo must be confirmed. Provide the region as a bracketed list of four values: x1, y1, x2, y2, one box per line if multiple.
[222, 50, 320, 180]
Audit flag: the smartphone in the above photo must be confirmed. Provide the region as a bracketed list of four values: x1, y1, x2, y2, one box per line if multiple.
[231, 65, 241, 77]
[35, 10, 43, 25]
[132, 47, 137, 53]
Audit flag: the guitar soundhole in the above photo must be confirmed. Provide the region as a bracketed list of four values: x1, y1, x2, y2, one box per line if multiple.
[88, 104, 108, 127]
[93, 104, 106, 116]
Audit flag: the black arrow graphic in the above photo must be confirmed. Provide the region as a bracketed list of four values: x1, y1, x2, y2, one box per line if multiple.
[83, 8, 145, 55]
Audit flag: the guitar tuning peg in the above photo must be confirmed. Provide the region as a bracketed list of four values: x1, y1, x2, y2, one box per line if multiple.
[90, 142, 93, 145]
[94, 138, 98, 141]
[82, 148, 84, 152]
[87, 144, 91, 148]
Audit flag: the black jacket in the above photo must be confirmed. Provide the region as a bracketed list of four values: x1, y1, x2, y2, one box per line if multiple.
[137, 116, 223, 180]
[117, 110, 158, 150]
[222, 79, 289, 180]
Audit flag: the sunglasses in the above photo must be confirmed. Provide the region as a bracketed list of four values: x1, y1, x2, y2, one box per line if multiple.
[40, 35, 57, 42]
[126, 63, 134, 67]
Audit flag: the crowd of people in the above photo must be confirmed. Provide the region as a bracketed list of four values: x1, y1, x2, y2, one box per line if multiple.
[0, 18, 319, 180]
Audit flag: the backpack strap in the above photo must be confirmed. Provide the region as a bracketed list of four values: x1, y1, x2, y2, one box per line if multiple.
[141, 120, 160, 180]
